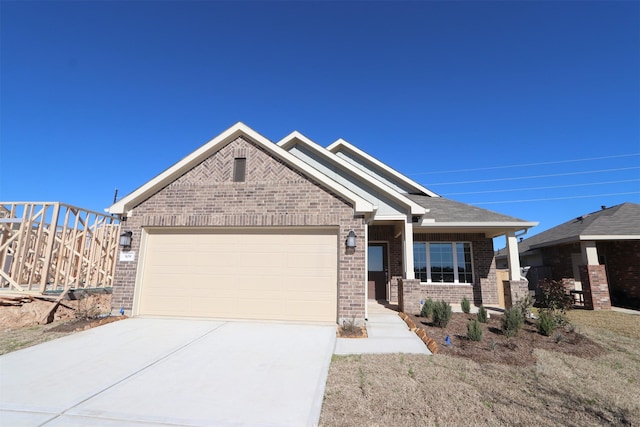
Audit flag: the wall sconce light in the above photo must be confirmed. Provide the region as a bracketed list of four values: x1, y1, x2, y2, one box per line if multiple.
[120, 231, 133, 250]
[346, 230, 357, 249]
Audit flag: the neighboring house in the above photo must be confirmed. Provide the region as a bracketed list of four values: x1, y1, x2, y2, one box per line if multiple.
[496, 203, 640, 310]
[108, 123, 537, 325]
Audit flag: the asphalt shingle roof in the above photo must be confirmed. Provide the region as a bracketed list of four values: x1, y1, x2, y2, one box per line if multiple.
[505, 202, 640, 254]
[405, 194, 531, 223]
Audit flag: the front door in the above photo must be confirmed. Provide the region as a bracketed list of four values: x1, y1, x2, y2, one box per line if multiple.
[368, 244, 387, 300]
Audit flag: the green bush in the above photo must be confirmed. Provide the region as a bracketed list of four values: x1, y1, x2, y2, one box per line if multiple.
[537, 309, 557, 336]
[420, 298, 434, 318]
[477, 305, 488, 323]
[432, 300, 452, 328]
[467, 319, 483, 341]
[502, 306, 524, 338]
[461, 296, 471, 314]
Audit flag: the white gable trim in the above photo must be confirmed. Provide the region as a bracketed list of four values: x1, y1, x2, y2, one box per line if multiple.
[327, 138, 440, 198]
[278, 131, 428, 216]
[108, 123, 374, 215]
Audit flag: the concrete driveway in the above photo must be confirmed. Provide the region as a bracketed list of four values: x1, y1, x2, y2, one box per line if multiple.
[0, 318, 336, 426]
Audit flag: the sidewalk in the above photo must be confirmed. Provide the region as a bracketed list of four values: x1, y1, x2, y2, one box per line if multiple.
[334, 301, 431, 355]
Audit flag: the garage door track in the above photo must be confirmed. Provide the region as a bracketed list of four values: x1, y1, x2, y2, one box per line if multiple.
[0, 318, 336, 426]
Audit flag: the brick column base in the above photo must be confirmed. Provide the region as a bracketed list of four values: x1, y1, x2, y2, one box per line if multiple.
[390, 276, 400, 304]
[504, 280, 529, 309]
[398, 278, 421, 315]
[580, 265, 611, 310]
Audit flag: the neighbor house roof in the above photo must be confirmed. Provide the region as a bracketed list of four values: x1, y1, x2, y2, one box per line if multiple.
[108, 122, 374, 215]
[498, 202, 640, 256]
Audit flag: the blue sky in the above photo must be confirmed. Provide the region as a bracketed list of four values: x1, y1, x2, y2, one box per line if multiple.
[1, 1, 639, 248]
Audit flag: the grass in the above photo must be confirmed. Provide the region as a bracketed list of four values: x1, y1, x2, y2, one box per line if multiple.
[320, 310, 640, 426]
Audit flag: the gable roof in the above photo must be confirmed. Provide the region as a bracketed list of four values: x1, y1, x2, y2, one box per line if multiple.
[326, 138, 440, 197]
[108, 123, 374, 215]
[277, 132, 428, 216]
[504, 203, 640, 254]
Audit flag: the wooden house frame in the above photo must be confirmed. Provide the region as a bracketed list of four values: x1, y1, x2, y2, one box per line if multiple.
[0, 202, 120, 294]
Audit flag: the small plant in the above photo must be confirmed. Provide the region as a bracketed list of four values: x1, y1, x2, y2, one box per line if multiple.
[432, 300, 452, 328]
[489, 340, 497, 351]
[342, 318, 359, 334]
[515, 294, 534, 320]
[538, 279, 573, 313]
[477, 305, 488, 323]
[467, 319, 483, 341]
[421, 298, 434, 318]
[502, 306, 524, 338]
[408, 365, 415, 379]
[461, 296, 471, 314]
[536, 309, 557, 336]
[554, 332, 565, 344]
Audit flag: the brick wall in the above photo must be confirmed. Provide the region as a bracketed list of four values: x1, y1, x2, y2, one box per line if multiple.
[598, 240, 640, 309]
[112, 136, 366, 323]
[580, 265, 611, 310]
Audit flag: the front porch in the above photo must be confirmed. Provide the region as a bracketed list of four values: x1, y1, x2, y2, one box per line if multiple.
[365, 222, 528, 315]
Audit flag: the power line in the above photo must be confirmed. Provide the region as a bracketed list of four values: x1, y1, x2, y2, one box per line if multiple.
[409, 153, 640, 176]
[427, 166, 640, 186]
[473, 191, 640, 205]
[442, 179, 640, 196]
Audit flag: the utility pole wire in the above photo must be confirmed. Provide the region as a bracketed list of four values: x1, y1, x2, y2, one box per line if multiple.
[442, 179, 640, 196]
[473, 191, 640, 205]
[427, 166, 640, 186]
[409, 153, 640, 176]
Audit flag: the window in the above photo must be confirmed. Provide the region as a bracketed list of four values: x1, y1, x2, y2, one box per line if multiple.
[233, 157, 246, 182]
[413, 242, 474, 284]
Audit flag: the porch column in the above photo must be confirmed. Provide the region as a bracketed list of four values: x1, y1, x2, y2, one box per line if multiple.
[581, 241, 599, 265]
[404, 219, 415, 279]
[506, 231, 521, 281]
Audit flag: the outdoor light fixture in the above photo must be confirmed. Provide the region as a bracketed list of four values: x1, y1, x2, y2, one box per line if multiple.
[120, 231, 133, 250]
[346, 230, 357, 249]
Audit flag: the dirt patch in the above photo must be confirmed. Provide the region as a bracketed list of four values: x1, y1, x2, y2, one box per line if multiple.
[0, 293, 122, 355]
[337, 325, 368, 338]
[407, 311, 606, 366]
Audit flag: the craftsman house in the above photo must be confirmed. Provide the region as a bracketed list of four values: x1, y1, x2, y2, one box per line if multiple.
[497, 203, 640, 310]
[108, 123, 537, 324]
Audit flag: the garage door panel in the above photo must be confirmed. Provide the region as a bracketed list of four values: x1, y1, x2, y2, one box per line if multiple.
[139, 229, 338, 322]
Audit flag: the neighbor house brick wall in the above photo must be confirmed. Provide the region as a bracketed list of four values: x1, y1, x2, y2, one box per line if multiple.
[112, 136, 366, 323]
[580, 265, 611, 310]
[597, 240, 640, 309]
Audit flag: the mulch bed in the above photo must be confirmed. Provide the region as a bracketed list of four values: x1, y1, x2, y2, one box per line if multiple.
[407, 312, 606, 366]
[46, 315, 126, 333]
[337, 325, 368, 338]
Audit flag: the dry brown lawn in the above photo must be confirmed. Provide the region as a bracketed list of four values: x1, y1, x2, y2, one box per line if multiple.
[320, 310, 640, 427]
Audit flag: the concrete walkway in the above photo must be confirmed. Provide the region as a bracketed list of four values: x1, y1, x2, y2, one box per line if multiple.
[334, 301, 431, 355]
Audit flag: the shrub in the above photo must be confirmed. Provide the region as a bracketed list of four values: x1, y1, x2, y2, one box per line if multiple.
[477, 305, 488, 323]
[467, 319, 483, 341]
[502, 306, 524, 338]
[538, 279, 573, 313]
[432, 300, 452, 328]
[420, 298, 434, 318]
[536, 309, 557, 336]
[515, 294, 534, 320]
[461, 296, 471, 314]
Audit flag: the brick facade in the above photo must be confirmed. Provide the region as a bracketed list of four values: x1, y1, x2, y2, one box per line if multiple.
[597, 240, 640, 309]
[112, 136, 366, 323]
[580, 265, 612, 310]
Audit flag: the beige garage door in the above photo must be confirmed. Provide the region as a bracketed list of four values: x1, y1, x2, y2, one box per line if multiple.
[137, 228, 338, 322]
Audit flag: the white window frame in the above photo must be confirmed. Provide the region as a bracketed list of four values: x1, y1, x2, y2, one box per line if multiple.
[413, 241, 474, 285]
